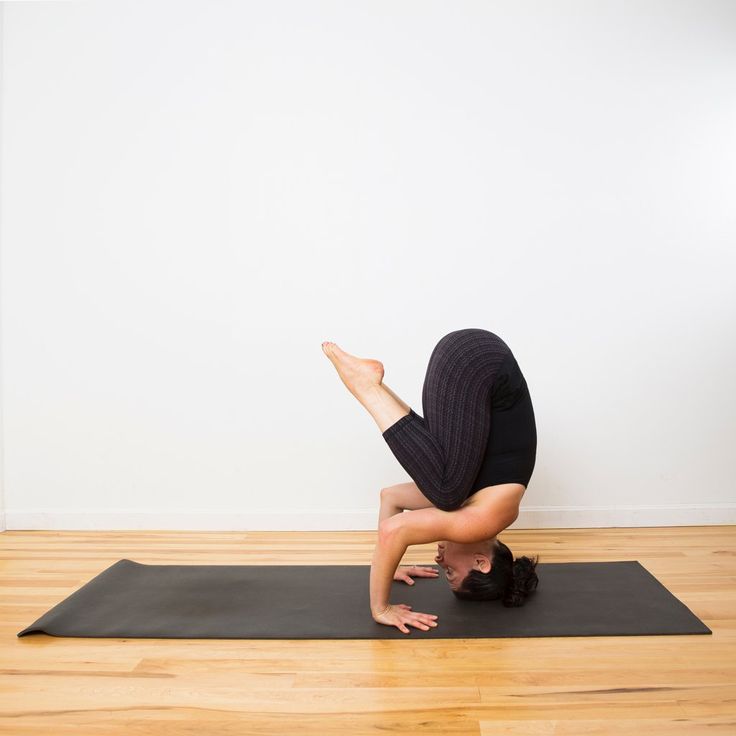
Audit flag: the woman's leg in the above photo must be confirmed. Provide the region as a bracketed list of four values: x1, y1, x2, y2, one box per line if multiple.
[321, 341, 410, 433]
[381, 383, 411, 414]
[323, 329, 511, 512]
[380, 329, 511, 511]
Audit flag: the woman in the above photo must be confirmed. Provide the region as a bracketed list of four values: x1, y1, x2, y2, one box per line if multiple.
[322, 327, 539, 634]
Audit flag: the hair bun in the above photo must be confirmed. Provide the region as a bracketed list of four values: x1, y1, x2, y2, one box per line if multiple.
[501, 554, 540, 607]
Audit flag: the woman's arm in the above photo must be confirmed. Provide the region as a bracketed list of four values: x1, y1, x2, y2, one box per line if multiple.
[369, 522, 409, 617]
[369, 494, 518, 617]
[392, 498, 518, 547]
[379, 482, 435, 524]
[378, 491, 405, 524]
[369, 505, 461, 616]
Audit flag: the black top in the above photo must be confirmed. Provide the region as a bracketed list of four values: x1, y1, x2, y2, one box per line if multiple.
[468, 350, 537, 493]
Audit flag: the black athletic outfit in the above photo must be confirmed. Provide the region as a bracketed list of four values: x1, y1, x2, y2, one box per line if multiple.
[382, 328, 537, 511]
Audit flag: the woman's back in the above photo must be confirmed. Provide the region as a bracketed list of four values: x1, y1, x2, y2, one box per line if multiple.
[468, 350, 537, 494]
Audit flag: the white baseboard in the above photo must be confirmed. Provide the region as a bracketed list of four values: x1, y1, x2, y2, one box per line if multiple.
[3, 503, 735, 531]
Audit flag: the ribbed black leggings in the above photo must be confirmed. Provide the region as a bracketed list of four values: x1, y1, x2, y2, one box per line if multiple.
[382, 328, 536, 512]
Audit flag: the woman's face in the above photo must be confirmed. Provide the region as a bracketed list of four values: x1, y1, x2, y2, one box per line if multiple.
[434, 539, 495, 591]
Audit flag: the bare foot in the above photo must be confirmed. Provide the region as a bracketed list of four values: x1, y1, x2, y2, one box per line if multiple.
[321, 341, 384, 398]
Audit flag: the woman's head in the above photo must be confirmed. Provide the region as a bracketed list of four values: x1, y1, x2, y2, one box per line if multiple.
[434, 537, 539, 607]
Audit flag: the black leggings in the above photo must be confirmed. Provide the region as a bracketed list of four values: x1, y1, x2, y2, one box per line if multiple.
[382, 328, 537, 512]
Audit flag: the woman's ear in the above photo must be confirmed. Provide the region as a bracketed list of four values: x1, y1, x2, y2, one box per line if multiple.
[475, 554, 492, 573]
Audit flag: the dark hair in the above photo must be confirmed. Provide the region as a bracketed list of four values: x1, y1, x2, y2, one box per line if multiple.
[452, 538, 539, 607]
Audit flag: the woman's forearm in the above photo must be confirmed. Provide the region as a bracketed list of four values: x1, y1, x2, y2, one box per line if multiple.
[378, 496, 405, 524]
[369, 525, 408, 617]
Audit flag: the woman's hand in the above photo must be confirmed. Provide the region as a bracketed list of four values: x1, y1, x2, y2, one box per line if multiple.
[393, 564, 439, 585]
[372, 603, 439, 634]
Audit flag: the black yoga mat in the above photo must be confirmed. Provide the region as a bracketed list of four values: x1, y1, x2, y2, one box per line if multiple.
[17, 558, 711, 639]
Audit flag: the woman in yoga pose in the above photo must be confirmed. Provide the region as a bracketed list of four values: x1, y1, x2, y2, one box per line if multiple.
[322, 327, 539, 634]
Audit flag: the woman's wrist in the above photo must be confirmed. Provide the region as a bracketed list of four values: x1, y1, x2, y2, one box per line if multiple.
[372, 602, 391, 618]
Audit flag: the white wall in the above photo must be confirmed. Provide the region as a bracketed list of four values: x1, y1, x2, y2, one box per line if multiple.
[0, 2, 4, 532]
[1, 0, 734, 531]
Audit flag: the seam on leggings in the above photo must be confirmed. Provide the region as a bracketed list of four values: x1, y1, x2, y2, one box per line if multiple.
[382, 408, 418, 439]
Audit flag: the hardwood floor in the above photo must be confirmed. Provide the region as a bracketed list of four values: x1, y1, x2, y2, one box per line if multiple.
[1, 525, 734, 735]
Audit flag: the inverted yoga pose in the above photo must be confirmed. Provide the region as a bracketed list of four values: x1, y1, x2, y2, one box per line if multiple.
[322, 327, 540, 634]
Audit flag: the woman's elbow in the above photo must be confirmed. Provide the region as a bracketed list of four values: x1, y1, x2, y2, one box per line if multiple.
[378, 515, 403, 538]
